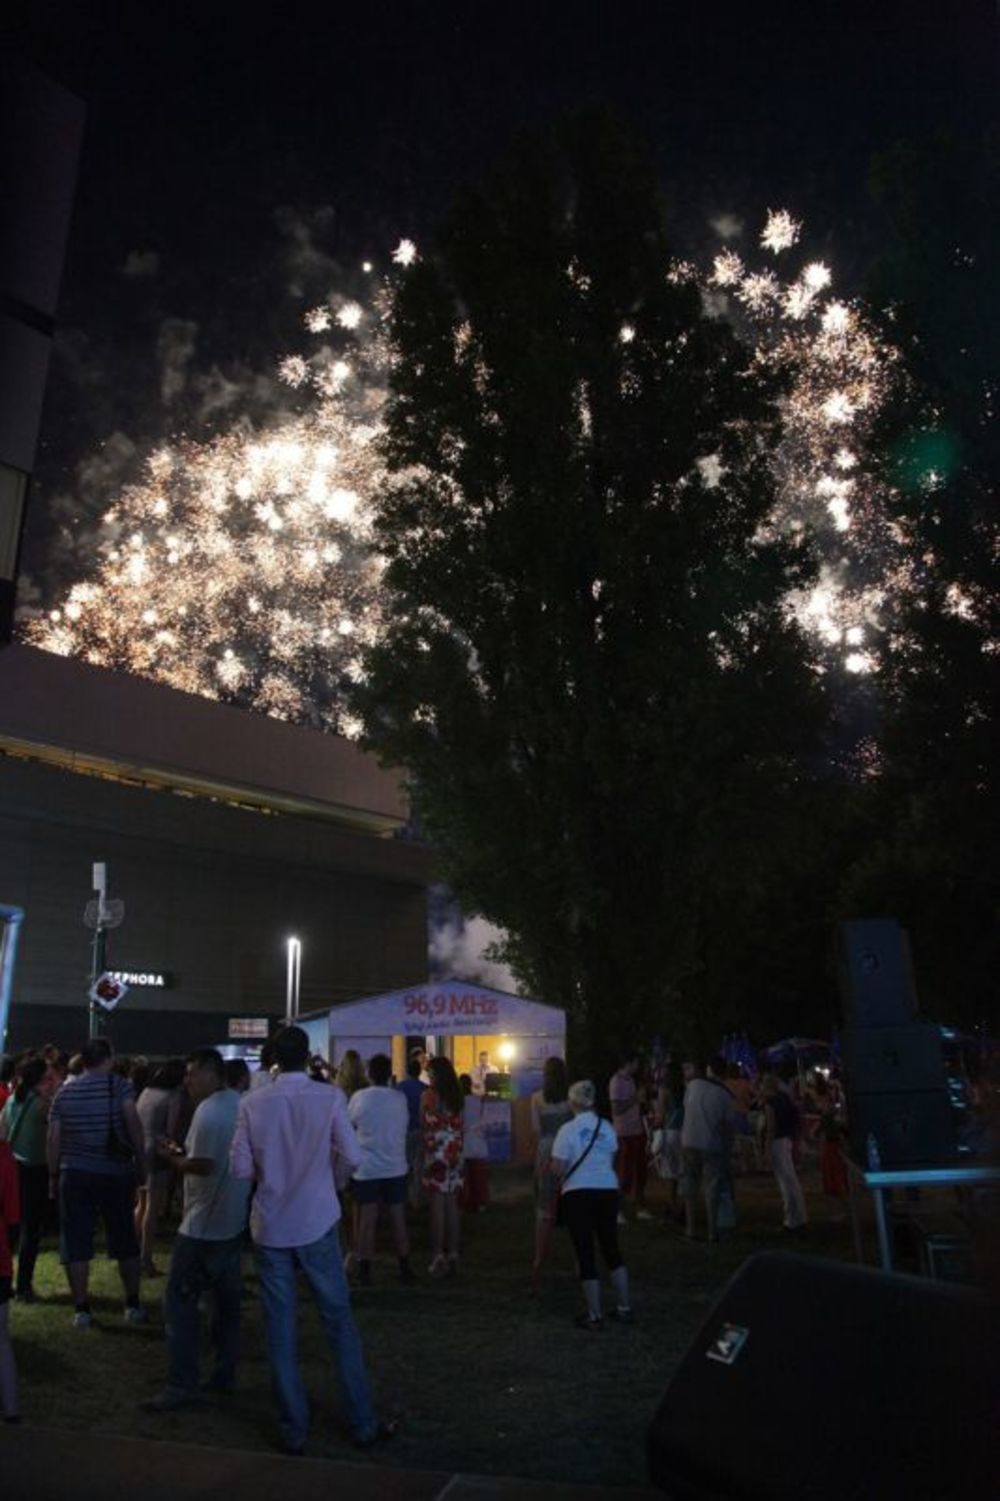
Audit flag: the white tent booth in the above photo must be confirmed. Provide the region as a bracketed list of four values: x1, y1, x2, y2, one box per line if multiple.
[297, 979, 566, 1163]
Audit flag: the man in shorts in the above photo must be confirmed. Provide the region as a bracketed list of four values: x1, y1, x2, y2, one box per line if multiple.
[680, 1057, 737, 1243]
[395, 1051, 428, 1210]
[609, 1052, 652, 1222]
[46, 1038, 147, 1327]
[348, 1053, 413, 1285]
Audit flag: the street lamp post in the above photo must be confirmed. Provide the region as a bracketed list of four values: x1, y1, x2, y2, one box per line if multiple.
[285, 936, 302, 1024]
[90, 863, 108, 1041]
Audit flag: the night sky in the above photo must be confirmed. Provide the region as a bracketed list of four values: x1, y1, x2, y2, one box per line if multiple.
[6, 0, 998, 593]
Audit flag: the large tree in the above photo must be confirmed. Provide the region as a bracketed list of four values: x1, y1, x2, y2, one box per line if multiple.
[840, 134, 999, 1027]
[354, 118, 824, 1064]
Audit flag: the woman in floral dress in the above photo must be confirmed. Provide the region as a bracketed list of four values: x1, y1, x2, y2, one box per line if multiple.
[422, 1056, 465, 1276]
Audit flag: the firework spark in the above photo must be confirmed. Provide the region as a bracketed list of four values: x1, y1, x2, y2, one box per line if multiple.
[392, 238, 418, 267]
[27, 278, 392, 735]
[709, 210, 906, 671]
[761, 209, 801, 254]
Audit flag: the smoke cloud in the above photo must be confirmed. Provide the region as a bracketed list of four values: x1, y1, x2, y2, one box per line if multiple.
[121, 249, 160, 279]
[157, 318, 199, 405]
[428, 904, 519, 994]
[710, 212, 744, 240]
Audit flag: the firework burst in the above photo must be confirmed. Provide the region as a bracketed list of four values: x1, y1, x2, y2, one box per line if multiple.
[710, 211, 904, 671]
[27, 214, 905, 728]
[26, 271, 395, 734]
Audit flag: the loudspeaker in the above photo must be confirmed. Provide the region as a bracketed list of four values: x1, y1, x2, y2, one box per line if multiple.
[839, 1023, 947, 1095]
[846, 1088, 956, 1165]
[839, 1023, 955, 1164]
[837, 918, 917, 1028]
[647, 1251, 996, 1500]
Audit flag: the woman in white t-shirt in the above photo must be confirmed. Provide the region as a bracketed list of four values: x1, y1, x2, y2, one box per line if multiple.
[551, 1080, 632, 1329]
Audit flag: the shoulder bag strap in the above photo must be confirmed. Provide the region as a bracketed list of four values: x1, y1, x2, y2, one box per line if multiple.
[561, 1117, 603, 1189]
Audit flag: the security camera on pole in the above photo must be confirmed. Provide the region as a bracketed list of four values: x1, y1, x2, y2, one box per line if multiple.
[84, 862, 125, 1040]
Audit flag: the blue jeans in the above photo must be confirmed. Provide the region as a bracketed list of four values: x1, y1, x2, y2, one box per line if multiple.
[254, 1224, 376, 1447]
[165, 1232, 243, 1393]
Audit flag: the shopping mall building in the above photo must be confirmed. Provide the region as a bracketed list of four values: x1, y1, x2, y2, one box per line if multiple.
[0, 644, 432, 1055]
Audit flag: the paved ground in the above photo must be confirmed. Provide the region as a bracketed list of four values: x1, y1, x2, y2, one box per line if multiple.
[0, 1424, 660, 1500]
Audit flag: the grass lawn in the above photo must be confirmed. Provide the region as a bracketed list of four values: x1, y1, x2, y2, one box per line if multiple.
[10, 1164, 857, 1487]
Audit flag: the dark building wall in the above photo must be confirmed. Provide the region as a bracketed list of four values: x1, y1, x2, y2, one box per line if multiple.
[0, 57, 85, 641]
[1, 754, 431, 1055]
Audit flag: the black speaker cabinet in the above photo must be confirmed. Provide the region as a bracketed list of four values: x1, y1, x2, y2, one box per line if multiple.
[839, 1023, 947, 1095]
[846, 1088, 957, 1165]
[837, 918, 917, 1028]
[647, 1251, 996, 1500]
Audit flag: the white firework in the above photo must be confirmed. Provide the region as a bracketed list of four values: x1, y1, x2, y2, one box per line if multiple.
[761, 209, 802, 254]
[392, 238, 418, 267]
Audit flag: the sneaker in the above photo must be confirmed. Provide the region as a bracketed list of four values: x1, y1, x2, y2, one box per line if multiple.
[609, 1306, 634, 1324]
[124, 1304, 147, 1325]
[72, 1310, 93, 1329]
[636, 1209, 653, 1221]
[617, 1212, 628, 1226]
[353, 1417, 400, 1450]
[573, 1312, 604, 1331]
[428, 1254, 448, 1278]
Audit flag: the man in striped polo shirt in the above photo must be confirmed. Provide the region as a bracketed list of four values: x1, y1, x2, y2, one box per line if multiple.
[47, 1038, 147, 1327]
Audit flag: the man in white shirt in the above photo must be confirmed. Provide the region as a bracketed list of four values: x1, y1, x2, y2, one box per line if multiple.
[680, 1057, 737, 1244]
[470, 1051, 493, 1095]
[229, 1025, 394, 1455]
[348, 1054, 413, 1286]
[144, 1048, 251, 1411]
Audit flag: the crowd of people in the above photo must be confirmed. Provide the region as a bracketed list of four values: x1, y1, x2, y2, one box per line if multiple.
[0, 1027, 953, 1445]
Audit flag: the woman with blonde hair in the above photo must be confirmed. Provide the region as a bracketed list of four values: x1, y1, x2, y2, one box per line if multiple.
[335, 1049, 368, 1100]
[336, 1049, 369, 1277]
[551, 1079, 631, 1329]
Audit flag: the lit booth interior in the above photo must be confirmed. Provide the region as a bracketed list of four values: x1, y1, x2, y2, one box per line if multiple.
[298, 980, 566, 1163]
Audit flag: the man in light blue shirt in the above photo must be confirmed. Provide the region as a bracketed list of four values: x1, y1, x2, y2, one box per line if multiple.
[143, 1048, 250, 1412]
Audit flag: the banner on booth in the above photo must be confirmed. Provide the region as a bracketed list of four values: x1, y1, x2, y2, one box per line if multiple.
[327, 981, 565, 1041]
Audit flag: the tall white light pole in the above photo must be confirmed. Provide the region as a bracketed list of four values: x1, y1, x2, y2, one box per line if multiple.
[285, 936, 302, 1024]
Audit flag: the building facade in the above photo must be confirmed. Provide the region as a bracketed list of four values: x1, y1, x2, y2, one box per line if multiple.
[0, 56, 84, 644]
[0, 645, 432, 1054]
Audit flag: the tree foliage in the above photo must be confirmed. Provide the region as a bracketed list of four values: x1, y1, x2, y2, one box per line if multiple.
[842, 134, 999, 1026]
[354, 117, 825, 1064]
